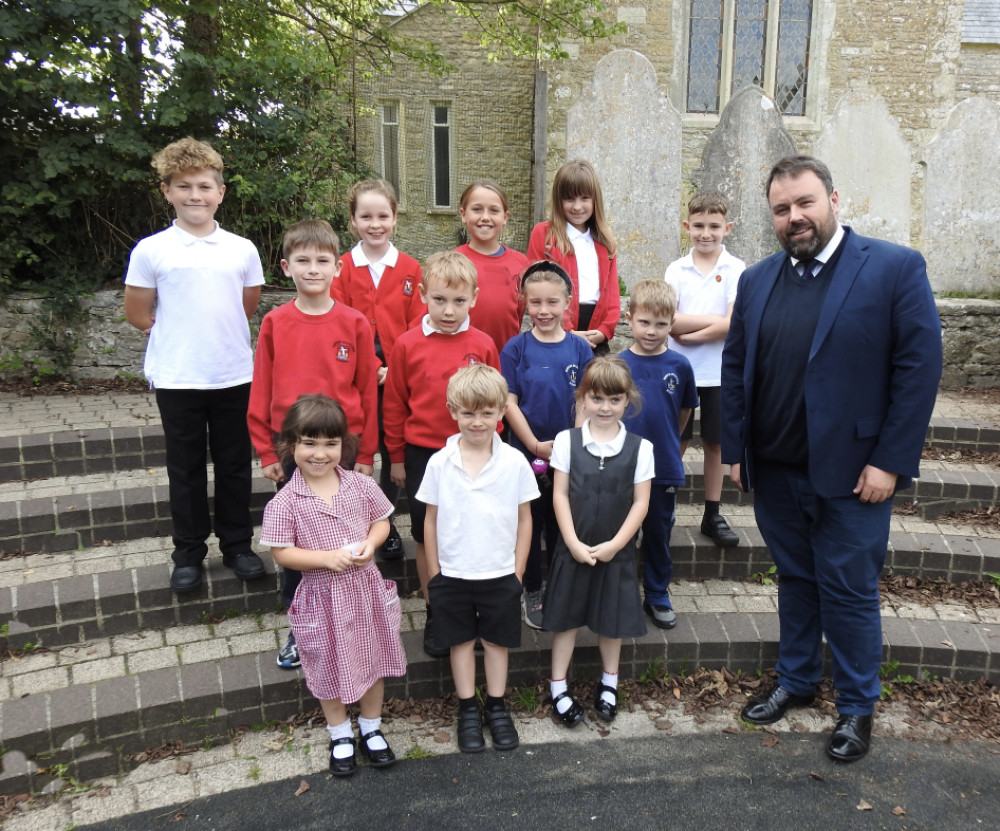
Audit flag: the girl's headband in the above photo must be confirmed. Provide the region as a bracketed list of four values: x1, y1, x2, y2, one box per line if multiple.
[522, 261, 573, 296]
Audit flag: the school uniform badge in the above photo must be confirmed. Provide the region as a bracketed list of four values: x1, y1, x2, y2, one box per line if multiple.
[663, 372, 679, 393]
[403, 279, 414, 296]
[335, 342, 352, 362]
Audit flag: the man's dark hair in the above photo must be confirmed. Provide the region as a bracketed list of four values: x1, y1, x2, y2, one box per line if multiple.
[765, 155, 835, 198]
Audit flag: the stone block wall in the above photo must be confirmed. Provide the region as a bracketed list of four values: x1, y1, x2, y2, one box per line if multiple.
[357, 4, 536, 260]
[1, 289, 995, 388]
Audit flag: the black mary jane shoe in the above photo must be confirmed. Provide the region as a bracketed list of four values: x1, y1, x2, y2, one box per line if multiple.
[360, 729, 396, 768]
[457, 706, 486, 753]
[593, 684, 618, 723]
[328, 737, 357, 777]
[550, 691, 585, 728]
[826, 714, 872, 763]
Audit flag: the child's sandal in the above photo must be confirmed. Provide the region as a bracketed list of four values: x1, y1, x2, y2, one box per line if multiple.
[593, 683, 618, 723]
[551, 691, 585, 728]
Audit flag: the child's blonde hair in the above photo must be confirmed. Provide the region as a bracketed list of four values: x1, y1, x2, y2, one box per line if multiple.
[446, 364, 508, 412]
[275, 394, 358, 464]
[687, 190, 730, 218]
[348, 178, 398, 217]
[521, 261, 572, 299]
[628, 279, 677, 319]
[546, 160, 617, 259]
[152, 137, 224, 185]
[422, 251, 479, 292]
[459, 179, 510, 213]
[575, 355, 641, 416]
[282, 219, 340, 259]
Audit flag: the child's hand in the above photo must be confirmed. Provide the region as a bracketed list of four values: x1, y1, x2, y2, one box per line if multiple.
[354, 462, 374, 477]
[377, 366, 389, 385]
[324, 548, 355, 572]
[535, 440, 554, 461]
[352, 541, 375, 566]
[261, 462, 285, 483]
[390, 462, 406, 488]
[568, 540, 598, 566]
[590, 541, 621, 563]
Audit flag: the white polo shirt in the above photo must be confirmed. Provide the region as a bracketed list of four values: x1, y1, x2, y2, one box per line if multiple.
[550, 420, 655, 482]
[664, 245, 745, 387]
[350, 241, 398, 288]
[416, 433, 540, 580]
[124, 222, 264, 389]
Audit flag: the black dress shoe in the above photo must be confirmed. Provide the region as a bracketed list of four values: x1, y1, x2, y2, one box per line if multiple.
[379, 526, 404, 560]
[593, 684, 618, 723]
[826, 714, 872, 762]
[457, 706, 485, 753]
[329, 737, 357, 776]
[740, 684, 815, 725]
[222, 551, 267, 580]
[484, 707, 519, 751]
[360, 729, 396, 767]
[701, 514, 740, 547]
[170, 565, 203, 593]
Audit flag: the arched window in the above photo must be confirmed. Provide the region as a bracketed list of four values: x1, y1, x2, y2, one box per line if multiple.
[687, 0, 813, 115]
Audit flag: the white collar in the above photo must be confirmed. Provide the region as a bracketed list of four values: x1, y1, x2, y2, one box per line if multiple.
[350, 241, 398, 268]
[421, 314, 471, 336]
[580, 418, 626, 454]
[443, 431, 502, 468]
[171, 220, 221, 245]
[567, 225, 593, 243]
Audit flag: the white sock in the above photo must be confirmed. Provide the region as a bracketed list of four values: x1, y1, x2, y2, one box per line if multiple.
[327, 719, 355, 759]
[601, 671, 618, 706]
[550, 679, 571, 714]
[357, 716, 387, 750]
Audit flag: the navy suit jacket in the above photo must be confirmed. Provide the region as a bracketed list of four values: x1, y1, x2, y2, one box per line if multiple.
[720, 228, 942, 498]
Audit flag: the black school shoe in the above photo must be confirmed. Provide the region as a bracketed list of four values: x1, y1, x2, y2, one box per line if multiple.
[593, 684, 618, 723]
[484, 707, 519, 751]
[360, 729, 396, 768]
[222, 551, 267, 580]
[170, 564, 203, 593]
[329, 737, 357, 776]
[379, 526, 404, 560]
[701, 515, 739, 547]
[457, 706, 486, 753]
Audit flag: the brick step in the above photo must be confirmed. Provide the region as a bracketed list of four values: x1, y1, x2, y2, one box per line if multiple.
[2, 595, 997, 797]
[4, 458, 999, 556]
[3, 415, 997, 484]
[3, 521, 999, 654]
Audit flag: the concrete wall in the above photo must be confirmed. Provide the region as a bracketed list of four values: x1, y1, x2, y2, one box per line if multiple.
[0, 290, 995, 389]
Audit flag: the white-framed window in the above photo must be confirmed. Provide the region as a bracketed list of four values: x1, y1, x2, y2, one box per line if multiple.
[431, 104, 452, 208]
[379, 101, 401, 195]
[687, 0, 813, 116]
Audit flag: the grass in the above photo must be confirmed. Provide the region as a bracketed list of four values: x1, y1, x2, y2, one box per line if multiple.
[512, 684, 540, 711]
[402, 744, 435, 760]
[639, 658, 666, 685]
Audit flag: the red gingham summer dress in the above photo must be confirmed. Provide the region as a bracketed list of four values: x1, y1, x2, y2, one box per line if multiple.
[260, 467, 407, 702]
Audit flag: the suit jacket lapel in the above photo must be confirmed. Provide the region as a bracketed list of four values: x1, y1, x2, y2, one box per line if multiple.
[744, 257, 783, 372]
[809, 231, 868, 361]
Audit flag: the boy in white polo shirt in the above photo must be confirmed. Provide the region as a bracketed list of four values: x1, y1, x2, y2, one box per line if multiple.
[665, 190, 745, 548]
[124, 137, 266, 593]
[417, 365, 539, 754]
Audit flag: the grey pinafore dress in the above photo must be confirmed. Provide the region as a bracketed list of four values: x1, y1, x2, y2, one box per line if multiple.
[541, 428, 647, 639]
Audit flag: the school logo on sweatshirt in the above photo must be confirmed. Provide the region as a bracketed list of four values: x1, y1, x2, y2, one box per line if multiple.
[403, 279, 414, 296]
[462, 354, 483, 367]
[334, 342, 353, 362]
[564, 363, 580, 387]
[663, 372, 680, 394]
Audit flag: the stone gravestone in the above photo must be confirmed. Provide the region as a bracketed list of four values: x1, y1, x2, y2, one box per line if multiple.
[813, 90, 911, 246]
[922, 96, 1000, 294]
[694, 87, 796, 267]
[567, 49, 682, 288]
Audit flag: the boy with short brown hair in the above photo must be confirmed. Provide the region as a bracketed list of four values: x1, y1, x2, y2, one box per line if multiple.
[665, 190, 745, 548]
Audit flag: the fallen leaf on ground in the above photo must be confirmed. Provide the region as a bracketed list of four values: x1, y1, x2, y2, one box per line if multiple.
[722, 726, 739, 734]
[892, 806, 906, 816]
[655, 720, 673, 731]
[762, 737, 779, 747]
[857, 799, 873, 811]
[294, 780, 310, 797]
[809, 772, 824, 781]
[175, 759, 192, 775]
[434, 731, 451, 743]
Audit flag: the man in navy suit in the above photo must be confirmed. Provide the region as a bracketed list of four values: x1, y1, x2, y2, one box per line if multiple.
[721, 155, 941, 762]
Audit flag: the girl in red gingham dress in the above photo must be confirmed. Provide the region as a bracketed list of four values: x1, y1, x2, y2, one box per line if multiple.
[260, 394, 407, 777]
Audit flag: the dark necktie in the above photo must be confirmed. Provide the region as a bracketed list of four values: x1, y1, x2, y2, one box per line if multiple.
[798, 259, 819, 280]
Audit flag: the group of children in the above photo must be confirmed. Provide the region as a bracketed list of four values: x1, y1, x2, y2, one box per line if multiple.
[125, 137, 745, 776]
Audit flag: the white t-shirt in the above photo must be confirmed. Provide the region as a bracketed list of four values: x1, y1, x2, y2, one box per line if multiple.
[664, 245, 745, 387]
[550, 420, 655, 482]
[124, 222, 265, 389]
[568, 225, 600, 304]
[350, 241, 398, 289]
[416, 433, 540, 580]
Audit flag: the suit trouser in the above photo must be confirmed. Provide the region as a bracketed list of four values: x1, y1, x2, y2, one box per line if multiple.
[156, 384, 254, 567]
[753, 462, 891, 715]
